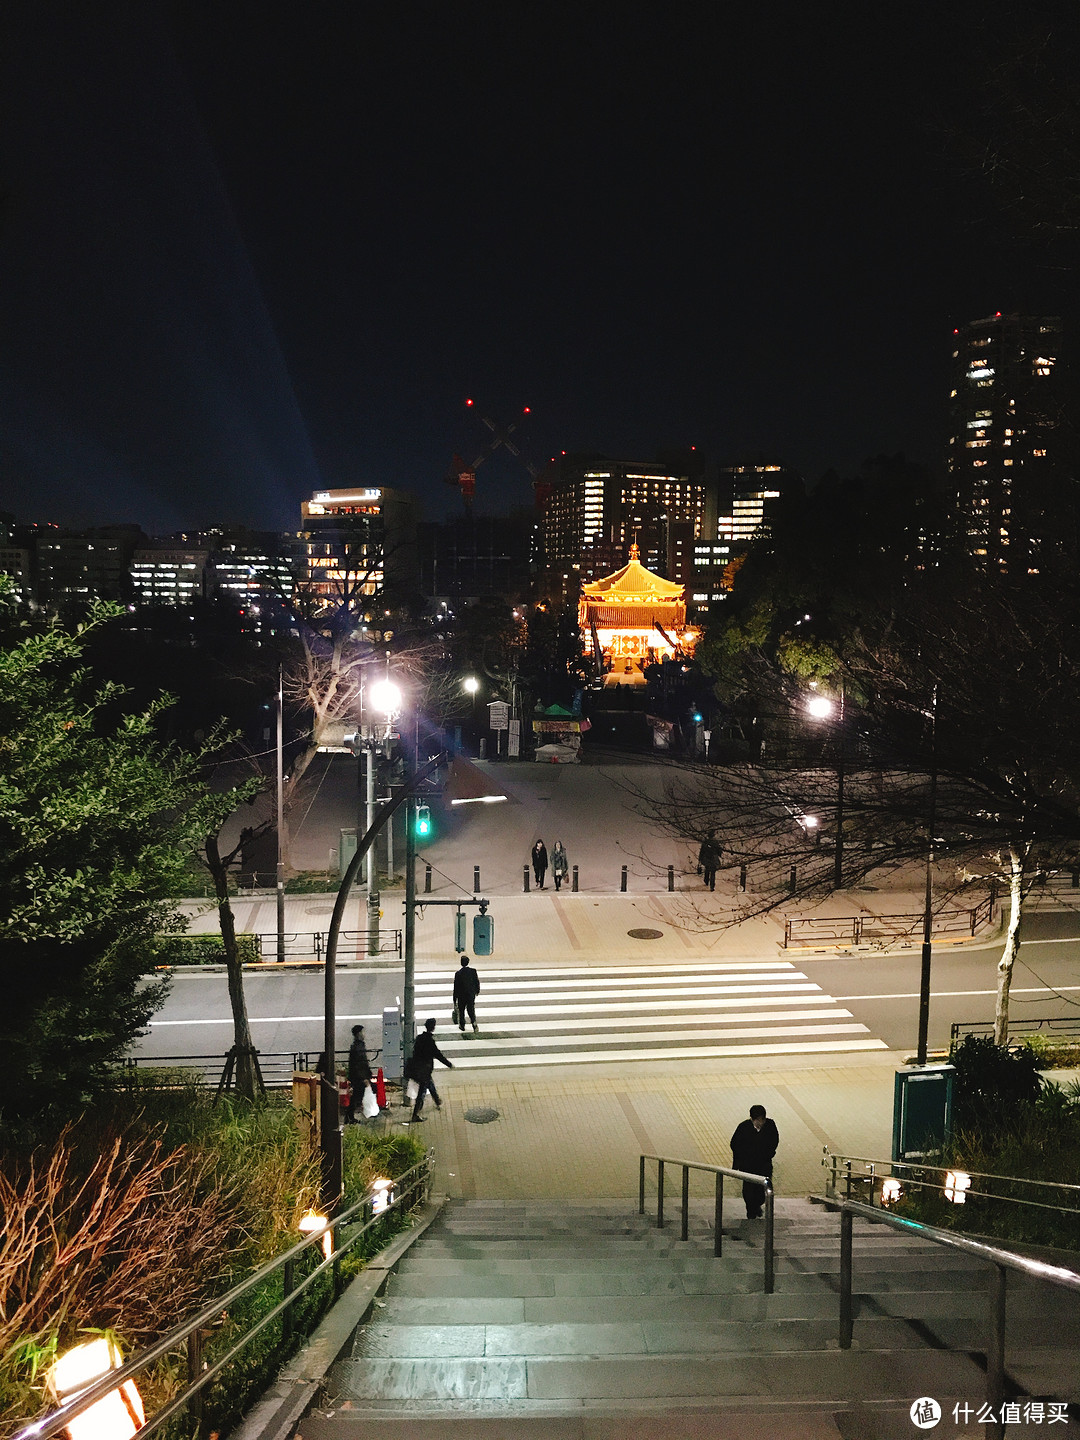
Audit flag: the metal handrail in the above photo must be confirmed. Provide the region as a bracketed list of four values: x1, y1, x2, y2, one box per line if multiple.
[638, 1153, 775, 1293]
[13, 1151, 434, 1440]
[811, 1192, 1080, 1420]
[823, 1148, 1080, 1218]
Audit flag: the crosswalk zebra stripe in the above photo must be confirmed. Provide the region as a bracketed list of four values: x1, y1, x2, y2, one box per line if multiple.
[409, 1005, 859, 1034]
[448, 1038, 888, 1068]
[416, 961, 797, 980]
[438, 1023, 870, 1050]
[416, 974, 812, 996]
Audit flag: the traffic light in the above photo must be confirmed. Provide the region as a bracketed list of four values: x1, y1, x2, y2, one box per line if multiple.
[414, 804, 432, 839]
[454, 911, 467, 953]
[473, 910, 494, 956]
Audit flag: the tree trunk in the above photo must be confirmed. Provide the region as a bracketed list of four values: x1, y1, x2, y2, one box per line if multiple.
[206, 833, 260, 1100]
[993, 846, 1026, 1046]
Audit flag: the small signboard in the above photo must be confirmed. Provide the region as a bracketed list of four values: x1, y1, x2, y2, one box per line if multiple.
[508, 718, 520, 757]
[488, 701, 510, 731]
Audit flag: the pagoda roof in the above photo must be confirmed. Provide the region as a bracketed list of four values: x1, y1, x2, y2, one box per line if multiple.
[580, 545, 684, 600]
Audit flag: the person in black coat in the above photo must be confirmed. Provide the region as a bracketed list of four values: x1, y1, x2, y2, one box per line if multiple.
[698, 830, 721, 890]
[346, 1024, 373, 1122]
[409, 1017, 453, 1122]
[730, 1104, 779, 1218]
[453, 954, 481, 1033]
[531, 839, 548, 888]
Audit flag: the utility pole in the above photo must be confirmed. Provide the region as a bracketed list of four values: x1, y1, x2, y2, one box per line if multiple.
[833, 683, 846, 893]
[366, 735, 380, 956]
[403, 794, 417, 1071]
[275, 667, 286, 964]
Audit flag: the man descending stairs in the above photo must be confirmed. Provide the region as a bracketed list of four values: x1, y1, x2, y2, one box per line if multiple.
[302, 1199, 1079, 1438]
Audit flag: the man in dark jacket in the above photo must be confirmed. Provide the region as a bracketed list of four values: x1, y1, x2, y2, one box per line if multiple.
[698, 830, 721, 890]
[730, 1104, 779, 1218]
[453, 954, 481, 1034]
[409, 1017, 453, 1122]
[346, 1024, 374, 1122]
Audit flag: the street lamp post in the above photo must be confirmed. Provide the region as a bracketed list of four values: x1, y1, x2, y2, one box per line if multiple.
[806, 685, 845, 891]
[363, 676, 403, 958]
[916, 685, 939, 1066]
[463, 676, 480, 754]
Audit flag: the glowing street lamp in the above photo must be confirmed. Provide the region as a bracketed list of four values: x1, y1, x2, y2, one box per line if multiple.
[369, 678, 403, 718]
[805, 685, 845, 889]
[48, 1337, 144, 1440]
[463, 676, 480, 695]
[806, 694, 834, 719]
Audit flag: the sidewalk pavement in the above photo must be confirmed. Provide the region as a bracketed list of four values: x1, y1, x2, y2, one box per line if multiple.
[179, 885, 989, 969]
[390, 1049, 897, 1204]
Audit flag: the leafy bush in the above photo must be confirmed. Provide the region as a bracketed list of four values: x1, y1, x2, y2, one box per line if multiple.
[949, 1033, 1043, 1133]
[152, 933, 262, 967]
[1021, 1032, 1080, 1071]
[0, 1091, 425, 1438]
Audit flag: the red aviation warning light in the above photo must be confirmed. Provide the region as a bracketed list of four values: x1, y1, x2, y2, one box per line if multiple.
[523, 406, 531, 414]
[465, 397, 474, 407]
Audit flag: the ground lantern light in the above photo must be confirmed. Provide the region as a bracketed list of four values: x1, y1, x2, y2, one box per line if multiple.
[48, 1337, 144, 1440]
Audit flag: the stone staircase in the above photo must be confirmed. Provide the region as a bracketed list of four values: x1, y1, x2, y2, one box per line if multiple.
[301, 1199, 1080, 1439]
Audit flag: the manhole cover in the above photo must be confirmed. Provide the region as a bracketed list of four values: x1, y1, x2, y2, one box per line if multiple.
[465, 1106, 500, 1124]
[627, 928, 664, 940]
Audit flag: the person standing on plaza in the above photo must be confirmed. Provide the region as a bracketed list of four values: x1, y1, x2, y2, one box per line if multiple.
[698, 830, 721, 890]
[453, 954, 481, 1034]
[730, 1104, 779, 1218]
[346, 1023, 373, 1122]
[551, 840, 569, 891]
[531, 838, 548, 889]
[409, 1017, 453, 1122]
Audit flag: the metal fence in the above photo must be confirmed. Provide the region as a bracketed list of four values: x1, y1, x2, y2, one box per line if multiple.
[783, 893, 996, 949]
[951, 1015, 1080, 1043]
[114, 1050, 388, 1091]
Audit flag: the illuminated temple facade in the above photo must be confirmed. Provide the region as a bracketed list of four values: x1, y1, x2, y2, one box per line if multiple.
[578, 544, 699, 684]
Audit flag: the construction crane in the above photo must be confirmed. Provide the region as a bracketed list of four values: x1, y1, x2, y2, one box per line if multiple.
[444, 400, 538, 513]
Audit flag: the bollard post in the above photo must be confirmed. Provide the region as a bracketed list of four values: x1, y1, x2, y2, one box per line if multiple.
[523, 866, 530, 892]
[572, 864, 579, 892]
[656, 1159, 665, 1228]
[473, 864, 481, 893]
[621, 864, 628, 892]
[714, 1172, 723, 1257]
[681, 1165, 690, 1242]
[667, 864, 674, 891]
[739, 864, 747, 891]
[839, 1207, 853, 1348]
[639, 1154, 646, 1215]
[424, 863, 432, 894]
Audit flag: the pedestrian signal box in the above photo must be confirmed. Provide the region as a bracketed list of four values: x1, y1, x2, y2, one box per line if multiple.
[473, 911, 494, 956]
[454, 910, 467, 953]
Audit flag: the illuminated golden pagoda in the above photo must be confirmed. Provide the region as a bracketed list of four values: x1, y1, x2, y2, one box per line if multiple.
[578, 543, 699, 684]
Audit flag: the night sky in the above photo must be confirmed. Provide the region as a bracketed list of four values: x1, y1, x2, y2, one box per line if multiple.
[0, 2, 1076, 533]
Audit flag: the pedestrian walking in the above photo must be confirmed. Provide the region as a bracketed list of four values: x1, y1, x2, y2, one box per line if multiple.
[551, 840, 569, 891]
[531, 839, 548, 889]
[698, 829, 721, 890]
[730, 1104, 779, 1219]
[408, 1017, 453, 1122]
[453, 954, 481, 1034]
[346, 1024, 373, 1122]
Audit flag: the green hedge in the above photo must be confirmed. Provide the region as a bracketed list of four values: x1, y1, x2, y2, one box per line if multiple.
[153, 933, 263, 967]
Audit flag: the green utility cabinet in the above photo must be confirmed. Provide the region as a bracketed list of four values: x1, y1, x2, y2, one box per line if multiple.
[892, 1063, 955, 1162]
[339, 828, 357, 879]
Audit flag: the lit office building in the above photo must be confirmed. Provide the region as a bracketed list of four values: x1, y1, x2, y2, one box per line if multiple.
[131, 547, 211, 607]
[948, 313, 1065, 571]
[300, 487, 419, 613]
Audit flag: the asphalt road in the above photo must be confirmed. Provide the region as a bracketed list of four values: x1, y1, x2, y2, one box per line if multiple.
[135, 908, 1080, 1064]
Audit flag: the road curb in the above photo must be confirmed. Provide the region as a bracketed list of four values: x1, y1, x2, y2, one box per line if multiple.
[224, 1196, 446, 1440]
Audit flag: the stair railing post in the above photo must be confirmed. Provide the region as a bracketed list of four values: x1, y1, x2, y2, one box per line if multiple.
[656, 1159, 665, 1229]
[667, 864, 674, 892]
[282, 1258, 295, 1343]
[763, 1181, 775, 1294]
[639, 1155, 646, 1215]
[681, 1165, 690, 1242]
[987, 1264, 1007, 1417]
[714, 1171, 723, 1257]
[839, 1207, 853, 1349]
[187, 1330, 205, 1438]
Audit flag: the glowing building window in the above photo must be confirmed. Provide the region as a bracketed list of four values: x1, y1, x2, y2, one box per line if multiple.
[967, 366, 995, 380]
[1033, 448, 1047, 457]
[965, 440, 989, 449]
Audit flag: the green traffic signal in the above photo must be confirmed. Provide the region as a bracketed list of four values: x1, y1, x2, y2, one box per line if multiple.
[415, 804, 432, 838]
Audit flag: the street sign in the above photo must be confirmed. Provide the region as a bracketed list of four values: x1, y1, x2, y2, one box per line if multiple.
[508, 718, 520, 757]
[454, 911, 467, 953]
[488, 701, 510, 731]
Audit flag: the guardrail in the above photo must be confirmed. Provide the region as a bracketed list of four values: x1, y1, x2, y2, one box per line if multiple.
[638, 1153, 775, 1292]
[784, 893, 996, 949]
[822, 1148, 1080, 1224]
[115, 1049, 387, 1091]
[810, 1191, 1080, 1425]
[12, 1151, 434, 1440]
[951, 1015, 1080, 1043]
